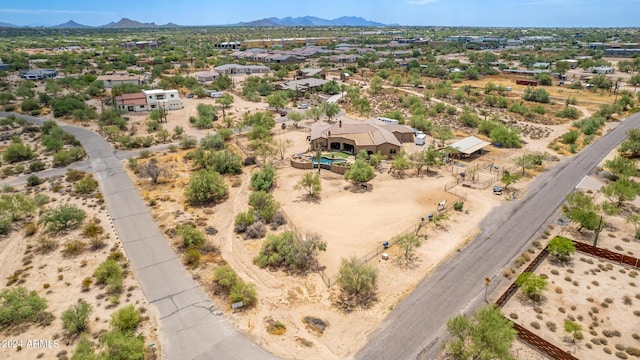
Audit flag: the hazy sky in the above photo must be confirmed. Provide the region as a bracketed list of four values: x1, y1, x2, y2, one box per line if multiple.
[1, 0, 638, 27]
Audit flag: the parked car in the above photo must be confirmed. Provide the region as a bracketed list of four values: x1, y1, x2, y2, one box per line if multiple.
[186, 93, 194, 98]
[209, 91, 224, 98]
[297, 103, 309, 109]
[279, 110, 287, 117]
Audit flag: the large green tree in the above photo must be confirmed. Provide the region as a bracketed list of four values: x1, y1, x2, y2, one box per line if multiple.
[515, 272, 548, 302]
[184, 169, 228, 205]
[344, 159, 375, 186]
[547, 236, 576, 263]
[294, 172, 322, 197]
[445, 304, 516, 360]
[337, 257, 378, 307]
[601, 177, 640, 206]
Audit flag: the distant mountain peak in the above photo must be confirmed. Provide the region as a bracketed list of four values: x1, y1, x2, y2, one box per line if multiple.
[102, 18, 158, 28]
[50, 20, 91, 29]
[235, 16, 386, 27]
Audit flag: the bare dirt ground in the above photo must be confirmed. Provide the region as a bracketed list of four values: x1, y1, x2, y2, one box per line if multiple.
[0, 179, 157, 360]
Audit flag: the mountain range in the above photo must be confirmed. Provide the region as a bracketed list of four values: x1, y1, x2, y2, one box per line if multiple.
[236, 16, 386, 27]
[0, 16, 388, 29]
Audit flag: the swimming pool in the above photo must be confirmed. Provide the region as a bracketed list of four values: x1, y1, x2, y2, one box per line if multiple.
[312, 156, 347, 166]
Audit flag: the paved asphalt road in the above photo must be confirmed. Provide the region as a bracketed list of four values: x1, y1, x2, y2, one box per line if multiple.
[2, 113, 278, 360]
[355, 112, 640, 360]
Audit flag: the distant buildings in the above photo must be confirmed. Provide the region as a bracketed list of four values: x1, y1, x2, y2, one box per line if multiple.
[116, 89, 183, 113]
[97, 73, 149, 88]
[120, 41, 159, 49]
[20, 69, 58, 80]
[194, 70, 220, 83]
[214, 64, 270, 75]
[0, 59, 10, 71]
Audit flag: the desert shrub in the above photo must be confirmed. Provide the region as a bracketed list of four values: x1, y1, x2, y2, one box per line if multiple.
[176, 224, 205, 248]
[546, 321, 557, 332]
[74, 176, 98, 194]
[52, 147, 85, 167]
[248, 191, 280, 223]
[184, 248, 200, 267]
[337, 257, 378, 306]
[616, 351, 628, 359]
[555, 107, 580, 119]
[250, 163, 276, 192]
[270, 211, 287, 230]
[561, 130, 580, 144]
[81, 277, 92, 292]
[110, 304, 140, 333]
[453, 201, 464, 211]
[254, 231, 326, 272]
[245, 222, 266, 239]
[62, 239, 86, 257]
[574, 116, 605, 136]
[213, 265, 257, 307]
[22, 221, 37, 236]
[95, 329, 144, 359]
[530, 321, 540, 329]
[26, 175, 44, 187]
[61, 300, 92, 335]
[2, 138, 35, 163]
[36, 237, 57, 253]
[199, 133, 225, 150]
[626, 347, 640, 356]
[39, 204, 86, 232]
[29, 161, 46, 173]
[65, 169, 86, 182]
[0, 286, 50, 330]
[94, 259, 123, 295]
[234, 211, 255, 233]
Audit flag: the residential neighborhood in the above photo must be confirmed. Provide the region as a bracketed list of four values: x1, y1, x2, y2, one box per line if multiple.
[0, 7, 640, 360]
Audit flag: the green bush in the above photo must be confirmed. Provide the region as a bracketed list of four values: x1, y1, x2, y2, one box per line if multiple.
[62, 300, 92, 335]
[218, 128, 233, 141]
[574, 116, 605, 136]
[0, 286, 50, 330]
[2, 138, 35, 163]
[254, 231, 326, 272]
[28, 161, 46, 172]
[523, 87, 550, 103]
[184, 248, 201, 267]
[98, 330, 144, 360]
[94, 259, 123, 287]
[555, 107, 580, 119]
[110, 304, 140, 333]
[250, 164, 276, 192]
[26, 175, 43, 187]
[39, 203, 86, 232]
[249, 191, 280, 223]
[52, 147, 85, 167]
[184, 169, 228, 205]
[213, 265, 257, 308]
[176, 224, 205, 248]
[234, 211, 255, 233]
[561, 130, 580, 145]
[74, 176, 98, 194]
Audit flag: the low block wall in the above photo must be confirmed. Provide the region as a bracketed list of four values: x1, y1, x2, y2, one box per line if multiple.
[291, 158, 313, 170]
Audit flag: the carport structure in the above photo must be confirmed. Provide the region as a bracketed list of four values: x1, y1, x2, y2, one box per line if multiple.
[449, 136, 491, 158]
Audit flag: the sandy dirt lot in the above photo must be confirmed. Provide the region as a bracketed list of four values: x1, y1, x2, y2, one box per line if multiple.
[0, 179, 157, 360]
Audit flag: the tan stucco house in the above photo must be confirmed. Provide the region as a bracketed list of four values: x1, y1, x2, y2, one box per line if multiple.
[309, 120, 414, 158]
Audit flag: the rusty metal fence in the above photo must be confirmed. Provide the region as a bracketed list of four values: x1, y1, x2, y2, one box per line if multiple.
[495, 238, 640, 360]
[512, 322, 579, 360]
[573, 241, 640, 269]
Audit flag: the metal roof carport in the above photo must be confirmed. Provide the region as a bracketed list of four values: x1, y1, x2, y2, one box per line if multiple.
[449, 136, 491, 154]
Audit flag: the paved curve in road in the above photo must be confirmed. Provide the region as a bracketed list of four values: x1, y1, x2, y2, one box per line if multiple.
[355, 112, 640, 360]
[1, 113, 278, 360]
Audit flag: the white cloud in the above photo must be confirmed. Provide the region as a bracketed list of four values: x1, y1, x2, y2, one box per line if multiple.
[407, 0, 438, 4]
[0, 8, 114, 15]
